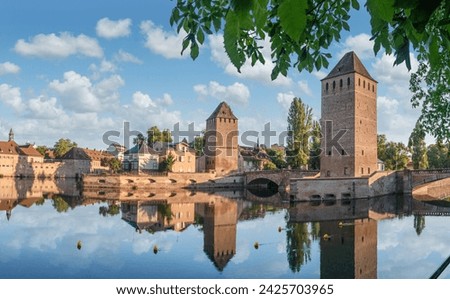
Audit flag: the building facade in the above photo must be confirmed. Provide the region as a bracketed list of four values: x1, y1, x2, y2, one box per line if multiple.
[204, 102, 239, 174]
[320, 51, 378, 178]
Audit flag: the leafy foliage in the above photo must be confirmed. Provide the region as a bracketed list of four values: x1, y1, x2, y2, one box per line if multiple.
[147, 126, 173, 146]
[408, 121, 428, 169]
[53, 138, 77, 158]
[170, 0, 450, 139]
[377, 134, 410, 170]
[160, 152, 176, 172]
[286, 97, 314, 169]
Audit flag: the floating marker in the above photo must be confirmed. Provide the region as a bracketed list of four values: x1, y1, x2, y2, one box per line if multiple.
[254, 242, 259, 249]
[77, 240, 82, 250]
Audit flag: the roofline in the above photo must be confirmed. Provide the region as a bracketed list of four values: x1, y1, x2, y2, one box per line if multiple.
[320, 70, 378, 83]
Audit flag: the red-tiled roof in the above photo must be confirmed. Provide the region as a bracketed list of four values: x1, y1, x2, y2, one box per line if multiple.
[0, 141, 20, 155]
[19, 145, 43, 157]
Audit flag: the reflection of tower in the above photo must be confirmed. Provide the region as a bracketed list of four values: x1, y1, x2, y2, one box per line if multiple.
[204, 102, 239, 174]
[203, 198, 238, 271]
[320, 218, 377, 278]
[320, 52, 378, 177]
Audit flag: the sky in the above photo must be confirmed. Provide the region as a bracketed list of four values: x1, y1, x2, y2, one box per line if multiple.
[0, 0, 426, 150]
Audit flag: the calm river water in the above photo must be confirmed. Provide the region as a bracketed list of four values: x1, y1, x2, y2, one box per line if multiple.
[0, 179, 449, 279]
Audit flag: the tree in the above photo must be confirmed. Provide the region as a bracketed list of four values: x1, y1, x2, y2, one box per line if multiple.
[133, 133, 146, 145]
[408, 121, 428, 169]
[378, 134, 410, 170]
[308, 120, 321, 170]
[414, 215, 425, 236]
[160, 152, 176, 172]
[35, 145, 47, 156]
[427, 143, 450, 169]
[52, 196, 69, 213]
[169, 0, 450, 141]
[147, 126, 173, 146]
[101, 157, 122, 173]
[266, 147, 287, 169]
[194, 134, 205, 156]
[53, 138, 77, 158]
[286, 97, 314, 169]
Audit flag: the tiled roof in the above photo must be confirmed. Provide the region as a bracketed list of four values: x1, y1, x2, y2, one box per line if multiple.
[61, 147, 113, 161]
[0, 141, 20, 155]
[124, 143, 159, 155]
[19, 145, 43, 157]
[322, 51, 376, 81]
[207, 101, 238, 120]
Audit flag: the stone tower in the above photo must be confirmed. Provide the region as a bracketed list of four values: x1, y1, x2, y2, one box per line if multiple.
[320, 51, 377, 177]
[8, 128, 14, 142]
[204, 101, 239, 174]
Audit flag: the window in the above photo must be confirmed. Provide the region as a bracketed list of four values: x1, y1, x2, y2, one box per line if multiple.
[344, 167, 348, 175]
[333, 81, 336, 89]
[326, 170, 330, 177]
[363, 80, 365, 88]
[361, 167, 364, 174]
[347, 77, 351, 86]
[358, 78, 361, 86]
[340, 79, 343, 88]
[341, 149, 345, 155]
[326, 82, 329, 91]
[368, 82, 370, 90]
[368, 167, 371, 173]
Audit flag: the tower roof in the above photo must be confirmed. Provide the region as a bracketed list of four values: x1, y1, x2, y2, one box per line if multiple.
[207, 101, 238, 120]
[322, 51, 376, 82]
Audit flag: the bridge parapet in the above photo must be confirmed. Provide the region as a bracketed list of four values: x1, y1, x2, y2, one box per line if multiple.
[403, 169, 450, 193]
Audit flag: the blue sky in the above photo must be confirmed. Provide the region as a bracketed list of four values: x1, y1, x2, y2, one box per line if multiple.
[0, 0, 424, 150]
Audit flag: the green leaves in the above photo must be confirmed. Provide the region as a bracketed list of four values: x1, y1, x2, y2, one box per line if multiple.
[278, 0, 308, 41]
[224, 10, 246, 72]
[366, 0, 395, 23]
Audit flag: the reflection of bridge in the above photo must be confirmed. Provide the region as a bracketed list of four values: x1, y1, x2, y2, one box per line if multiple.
[244, 169, 318, 191]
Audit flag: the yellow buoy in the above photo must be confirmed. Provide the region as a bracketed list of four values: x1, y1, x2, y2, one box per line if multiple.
[254, 242, 259, 249]
[323, 234, 331, 240]
[153, 245, 159, 254]
[77, 240, 82, 250]
[278, 226, 282, 232]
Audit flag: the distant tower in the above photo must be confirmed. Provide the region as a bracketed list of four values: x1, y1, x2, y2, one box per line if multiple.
[204, 102, 239, 174]
[8, 128, 14, 142]
[320, 51, 378, 177]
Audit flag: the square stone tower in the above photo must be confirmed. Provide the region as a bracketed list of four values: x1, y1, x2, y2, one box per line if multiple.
[320, 51, 377, 177]
[204, 101, 239, 174]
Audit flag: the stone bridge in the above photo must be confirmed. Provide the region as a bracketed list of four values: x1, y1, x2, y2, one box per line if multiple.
[243, 169, 318, 191]
[404, 169, 450, 194]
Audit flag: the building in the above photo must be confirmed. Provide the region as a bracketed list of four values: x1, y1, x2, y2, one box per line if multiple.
[0, 129, 46, 177]
[238, 146, 273, 172]
[320, 51, 378, 178]
[58, 147, 113, 177]
[122, 142, 159, 172]
[204, 102, 239, 174]
[157, 139, 196, 173]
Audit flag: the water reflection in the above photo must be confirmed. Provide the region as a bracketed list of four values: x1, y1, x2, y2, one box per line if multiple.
[1, 178, 450, 278]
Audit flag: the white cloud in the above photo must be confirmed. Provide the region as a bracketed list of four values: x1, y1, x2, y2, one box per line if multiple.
[277, 92, 295, 111]
[298, 80, 313, 96]
[132, 91, 157, 109]
[0, 83, 25, 112]
[0, 62, 20, 75]
[96, 18, 132, 39]
[209, 34, 293, 87]
[49, 71, 124, 113]
[114, 49, 142, 64]
[140, 20, 187, 59]
[15, 32, 103, 58]
[338, 33, 374, 59]
[193, 81, 250, 106]
[372, 53, 418, 87]
[27, 96, 66, 119]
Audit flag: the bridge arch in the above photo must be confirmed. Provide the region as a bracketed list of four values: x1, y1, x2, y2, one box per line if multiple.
[246, 178, 279, 197]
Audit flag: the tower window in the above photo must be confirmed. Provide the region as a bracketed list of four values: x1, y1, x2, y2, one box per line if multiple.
[340, 79, 343, 88]
[372, 85, 374, 92]
[341, 149, 345, 155]
[368, 167, 371, 173]
[361, 167, 364, 174]
[328, 150, 331, 156]
[358, 78, 361, 86]
[347, 77, 350, 86]
[363, 80, 365, 88]
[333, 81, 336, 89]
[344, 167, 348, 175]
[368, 82, 370, 90]
[326, 82, 329, 91]
[362, 150, 364, 155]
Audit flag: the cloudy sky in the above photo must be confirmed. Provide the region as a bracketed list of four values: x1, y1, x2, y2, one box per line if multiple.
[0, 0, 424, 150]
